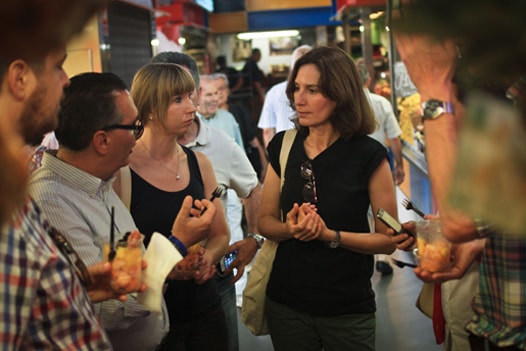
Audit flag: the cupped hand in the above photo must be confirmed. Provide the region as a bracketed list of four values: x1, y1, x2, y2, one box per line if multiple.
[414, 240, 483, 284]
[86, 260, 147, 303]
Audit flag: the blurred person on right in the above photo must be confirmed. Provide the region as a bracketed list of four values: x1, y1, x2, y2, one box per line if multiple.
[258, 46, 397, 351]
[392, 1, 526, 350]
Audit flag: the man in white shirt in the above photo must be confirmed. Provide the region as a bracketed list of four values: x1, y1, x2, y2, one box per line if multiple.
[358, 62, 405, 276]
[358, 63, 405, 185]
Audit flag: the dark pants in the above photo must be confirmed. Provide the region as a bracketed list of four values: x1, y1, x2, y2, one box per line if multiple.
[215, 272, 239, 351]
[266, 297, 376, 351]
[158, 305, 228, 351]
[469, 334, 523, 351]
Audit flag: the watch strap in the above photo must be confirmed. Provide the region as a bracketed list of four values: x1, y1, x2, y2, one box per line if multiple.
[247, 233, 265, 249]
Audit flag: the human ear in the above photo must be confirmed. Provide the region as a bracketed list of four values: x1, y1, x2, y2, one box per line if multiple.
[92, 130, 110, 155]
[7, 59, 33, 100]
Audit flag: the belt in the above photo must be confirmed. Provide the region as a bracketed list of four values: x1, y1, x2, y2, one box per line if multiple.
[469, 334, 523, 351]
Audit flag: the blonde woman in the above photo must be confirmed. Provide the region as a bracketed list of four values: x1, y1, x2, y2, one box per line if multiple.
[129, 63, 229, 351]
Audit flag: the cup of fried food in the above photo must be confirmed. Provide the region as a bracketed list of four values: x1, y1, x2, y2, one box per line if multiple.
[104, 230, 143, 292]
[414, 219, 452, 273]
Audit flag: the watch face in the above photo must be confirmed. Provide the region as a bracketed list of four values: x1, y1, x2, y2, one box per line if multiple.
[423, 100, 443, 119]
[422, 100, 454, 119]
[328, 241, 340, 248]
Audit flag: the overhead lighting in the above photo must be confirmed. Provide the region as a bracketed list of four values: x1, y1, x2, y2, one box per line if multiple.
[237, 30, 300, 40]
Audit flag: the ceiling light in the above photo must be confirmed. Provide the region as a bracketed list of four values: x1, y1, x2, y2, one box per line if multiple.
[237, 30, 300, 40]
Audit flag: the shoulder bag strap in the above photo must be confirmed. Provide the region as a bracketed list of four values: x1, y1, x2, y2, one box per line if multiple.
[279, 129, 297, 190]
[119, 165, 132, 210]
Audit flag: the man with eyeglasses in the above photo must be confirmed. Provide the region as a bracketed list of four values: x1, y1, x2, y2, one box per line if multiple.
[29, 72, 217, 350]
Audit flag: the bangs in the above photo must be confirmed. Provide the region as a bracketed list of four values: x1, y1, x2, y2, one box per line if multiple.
[166, 66, 195, 96]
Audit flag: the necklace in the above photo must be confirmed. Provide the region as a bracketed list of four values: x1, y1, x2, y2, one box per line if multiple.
[140, 139, 181, 180]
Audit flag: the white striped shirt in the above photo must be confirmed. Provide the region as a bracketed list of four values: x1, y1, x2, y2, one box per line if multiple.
[29, 150, 169, 351]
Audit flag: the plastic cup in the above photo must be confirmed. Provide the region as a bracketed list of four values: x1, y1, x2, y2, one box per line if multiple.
[104, 234, 143, 292]
[415, 219, 452, 273]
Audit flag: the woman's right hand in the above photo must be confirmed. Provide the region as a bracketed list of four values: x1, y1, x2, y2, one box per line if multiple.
[391, 221, 416, 251]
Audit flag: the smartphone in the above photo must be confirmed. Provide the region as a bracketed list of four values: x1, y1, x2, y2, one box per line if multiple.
[217, 250, 237, 276]
[376, 208, 404, 234]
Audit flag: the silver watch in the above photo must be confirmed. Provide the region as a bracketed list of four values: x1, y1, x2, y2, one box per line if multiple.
[421, 99, 454, 120]
[326, 230, 341, 249]
[247, 233, 265, 249]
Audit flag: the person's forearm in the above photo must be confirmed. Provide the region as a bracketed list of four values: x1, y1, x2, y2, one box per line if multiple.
[424, 115, 479, 242]
[339, 230, 396, 255]
[254, 81, 265, 100]
[242, 185, 261, 233]
[204, 233, 229, 264]
[231, 78, 243, 93]
[262, 128, 275, 148]
[258, 215, 291, 242]
[389, 138, 403, 167]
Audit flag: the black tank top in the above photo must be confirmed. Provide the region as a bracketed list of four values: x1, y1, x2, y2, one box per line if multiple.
[130, 146, 220, 322]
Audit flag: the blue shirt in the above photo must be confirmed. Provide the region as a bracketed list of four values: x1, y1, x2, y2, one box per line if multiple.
[197, 109, 245, 152]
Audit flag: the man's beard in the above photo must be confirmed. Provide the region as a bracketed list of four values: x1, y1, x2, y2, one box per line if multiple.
[18, 84, 58, 146]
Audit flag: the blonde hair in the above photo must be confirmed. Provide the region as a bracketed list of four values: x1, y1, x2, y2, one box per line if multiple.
[131, 63, 195, 125]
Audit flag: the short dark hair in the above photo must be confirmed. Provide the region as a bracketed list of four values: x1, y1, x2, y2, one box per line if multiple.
[151, 51, 200, 87]
[56, 72, 128, 151]
[286, 46, 375, 139]
[216, 55, 226, 66]
[0, 0, 104, 69]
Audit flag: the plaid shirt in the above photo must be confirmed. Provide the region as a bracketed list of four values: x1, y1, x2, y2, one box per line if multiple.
[0, 198, 111, 350]
[466, 234, 526, 350]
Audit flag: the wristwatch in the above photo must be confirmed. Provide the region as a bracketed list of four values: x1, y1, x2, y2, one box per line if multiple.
[326, 230, 341, 249]
[247, 233, 265, 249]
[421, 99, 454, 120]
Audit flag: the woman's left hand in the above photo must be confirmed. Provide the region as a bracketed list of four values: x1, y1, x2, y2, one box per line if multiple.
[193, 250, 217, 285]
[167, 247, 204, 280]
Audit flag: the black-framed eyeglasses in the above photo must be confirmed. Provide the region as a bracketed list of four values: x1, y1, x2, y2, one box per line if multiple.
[102, 117, 144, 139]
[301, 160, 318, 203]
[49, 226, 92, 287]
